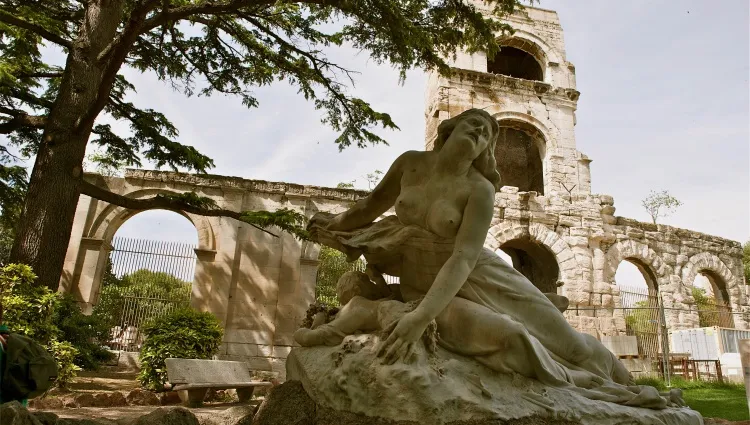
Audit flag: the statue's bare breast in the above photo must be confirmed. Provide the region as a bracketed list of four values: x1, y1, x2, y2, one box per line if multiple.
[393, 152, 480, 239]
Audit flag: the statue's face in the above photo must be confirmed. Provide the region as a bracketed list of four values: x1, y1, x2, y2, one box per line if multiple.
[445, 114, 493, 160]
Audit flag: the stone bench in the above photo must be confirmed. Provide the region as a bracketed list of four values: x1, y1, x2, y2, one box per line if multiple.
[165, 358, 273, 407]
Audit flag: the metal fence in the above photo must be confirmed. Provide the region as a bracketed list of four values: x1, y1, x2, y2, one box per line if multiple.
[100, 237, 197, 352]
[619, 285, 663, 360]
[568, 284, 746, 384]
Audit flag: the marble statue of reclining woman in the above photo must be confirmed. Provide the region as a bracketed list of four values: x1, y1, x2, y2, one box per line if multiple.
[297, 108, 684, 409]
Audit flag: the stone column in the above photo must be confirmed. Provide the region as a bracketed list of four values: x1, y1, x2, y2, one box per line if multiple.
[69, 238, 108, 314]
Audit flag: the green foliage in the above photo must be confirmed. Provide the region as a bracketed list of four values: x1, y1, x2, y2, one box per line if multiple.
[137, 308, 224, 391]
[93, 268, 192, 333]
[690, 287, 729, 327]
[0, 264, 59, 343]
[743, 240, 750, 285]
[0, 0, 527, 275]
[0, 264, 114, 387]
[156, 192, 218, 210]
[47, 340, 81, 390]
[0, 159, 26, 264]
[0, 0, 526, 168]
[240, 208, 310, 241]
[624, 300, 658, 334]
[0, 264, 82, 388]
[641, 190, 682, 224]
[55, 293, 115, 370]
[315, 246, 364, 306]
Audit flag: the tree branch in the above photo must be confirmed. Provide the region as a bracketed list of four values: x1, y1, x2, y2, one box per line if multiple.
[79, 178, 278, 237]
[0, 10, 73, 49]
[0, 111, 47, 134]
[17, 71, 64, 79]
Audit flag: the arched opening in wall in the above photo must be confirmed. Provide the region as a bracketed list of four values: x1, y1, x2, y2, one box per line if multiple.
[97, 210, 199, 352]
[487, 40, 544, 81]
[495, 238, 559, 293]
[692, 271, 733, 328]
[495, 120, 545, 194]
[614, 259, 660, 359]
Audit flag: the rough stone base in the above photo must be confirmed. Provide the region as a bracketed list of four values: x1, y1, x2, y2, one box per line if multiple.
[253, 381, 581, 425]
[284, 335, 704, 425]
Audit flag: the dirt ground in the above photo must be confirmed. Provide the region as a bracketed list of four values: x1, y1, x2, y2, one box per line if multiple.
[68, 370, 140, 393]
[35, 403, 262, 425]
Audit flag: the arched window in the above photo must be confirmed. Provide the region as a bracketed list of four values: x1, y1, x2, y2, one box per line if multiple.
[692, 271, 733, 327]
[495, 120, 545, 194]
[496, 237, 559, 293]
[487, 46, 544, 81]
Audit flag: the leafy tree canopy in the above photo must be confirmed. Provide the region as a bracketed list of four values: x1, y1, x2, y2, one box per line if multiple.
[1, 0, 525, 164]
[0, 0, 528, 288]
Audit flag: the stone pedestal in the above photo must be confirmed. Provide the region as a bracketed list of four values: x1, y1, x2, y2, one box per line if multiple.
[281, 335, 704, 425]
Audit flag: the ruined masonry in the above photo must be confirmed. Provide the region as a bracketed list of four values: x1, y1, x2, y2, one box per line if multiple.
[60, 5, 747, 380]
[424, 4, 747, 334]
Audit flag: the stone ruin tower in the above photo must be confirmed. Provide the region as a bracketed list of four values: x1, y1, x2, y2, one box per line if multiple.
[424, 5, 749, 337]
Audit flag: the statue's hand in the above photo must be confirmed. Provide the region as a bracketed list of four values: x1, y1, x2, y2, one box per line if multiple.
[307, 212, 334, 231]
[376, 311, 428, 365]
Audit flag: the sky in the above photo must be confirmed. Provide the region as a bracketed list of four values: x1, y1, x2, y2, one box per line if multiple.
[18, 1, 750, 287]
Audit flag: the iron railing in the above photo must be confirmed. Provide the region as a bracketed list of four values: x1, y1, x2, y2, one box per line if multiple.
[99, 237, 197, 352]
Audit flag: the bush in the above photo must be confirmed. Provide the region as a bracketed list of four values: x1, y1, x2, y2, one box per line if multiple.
[137, 308, 224, 391]
[55, 293, 115, 370]
[0, 264, 80, 388]
[0, 263, 115, 388]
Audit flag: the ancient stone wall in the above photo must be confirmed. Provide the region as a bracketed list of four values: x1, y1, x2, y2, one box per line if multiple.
[61, 169, 363, 379]
[482, 188, 748, 335]
[425, 4, 749, 335]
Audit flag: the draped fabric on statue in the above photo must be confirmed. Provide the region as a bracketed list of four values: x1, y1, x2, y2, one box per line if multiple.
[311, 214, 671, 409]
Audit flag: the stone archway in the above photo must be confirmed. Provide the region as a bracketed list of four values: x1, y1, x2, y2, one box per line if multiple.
[682, 252, 737, 308]
[488, 34, 556, 83]
[494, 119, 546, 194]
[486, 222, 578, 296]
[604, 240, 671, 290]
[87, 188, 216, 252]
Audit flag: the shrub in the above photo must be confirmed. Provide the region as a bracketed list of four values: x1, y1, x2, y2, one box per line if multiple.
[55, 293, 115, 370]
[137, 308, 224, 391]
[0, 263, 115, 388]
[48, 340, 82, 389]
[0, 264, 80, 388]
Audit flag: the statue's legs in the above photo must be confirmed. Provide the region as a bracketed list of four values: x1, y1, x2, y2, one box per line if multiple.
[435, 296, 605, 389]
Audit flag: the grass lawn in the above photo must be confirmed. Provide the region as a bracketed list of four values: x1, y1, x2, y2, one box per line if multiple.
[636, 377, 748, 421]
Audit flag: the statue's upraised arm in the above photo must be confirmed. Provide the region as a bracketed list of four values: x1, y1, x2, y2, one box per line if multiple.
[327, 150, 419, 231]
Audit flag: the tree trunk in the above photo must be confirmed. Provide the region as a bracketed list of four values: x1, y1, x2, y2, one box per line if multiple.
[9, 0, 126, 290]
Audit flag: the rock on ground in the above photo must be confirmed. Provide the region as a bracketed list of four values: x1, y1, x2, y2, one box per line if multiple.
[2, 401, 43, 425]
[252, 381, 583, 425]
[125, 389, 161, 406]
[285, 334, 705, 425]
[133, 407, 200, 425]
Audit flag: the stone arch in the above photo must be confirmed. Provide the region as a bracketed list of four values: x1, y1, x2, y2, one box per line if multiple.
[500, 30, 563, 65]
[87, 188, 216, 252]
[490, 114, 547, 194]
[486, 222, 578, 294]
[604, 240, 670, 290]
[682, 252, 736, 306]
[488, 32, 561, 83]
[80, 188, 218, 308]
